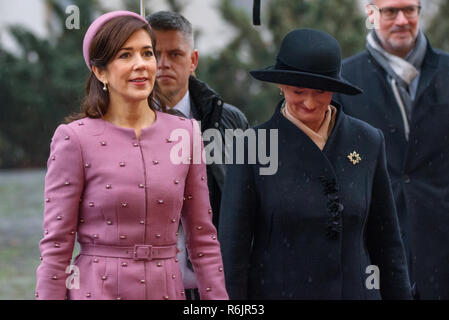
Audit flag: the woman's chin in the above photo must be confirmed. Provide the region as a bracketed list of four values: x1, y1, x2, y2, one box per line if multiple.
[124, 92, 152, 103]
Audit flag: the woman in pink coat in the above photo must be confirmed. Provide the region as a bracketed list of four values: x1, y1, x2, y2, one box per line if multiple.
[35, 11, 228, 300]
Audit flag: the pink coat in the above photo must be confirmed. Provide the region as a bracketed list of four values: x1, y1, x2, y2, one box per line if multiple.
[35, 111, 228, 300]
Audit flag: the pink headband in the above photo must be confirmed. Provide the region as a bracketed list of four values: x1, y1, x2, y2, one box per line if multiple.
[82, 10, 149, 71]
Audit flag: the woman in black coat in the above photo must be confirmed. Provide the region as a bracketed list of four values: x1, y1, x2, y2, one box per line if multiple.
[218, 29, 412, 300]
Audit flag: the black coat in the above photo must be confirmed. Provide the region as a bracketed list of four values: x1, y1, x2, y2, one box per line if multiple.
[218, 101, 412, 299]
[189, 76, 249, 229]
[334, 43, 449, 299]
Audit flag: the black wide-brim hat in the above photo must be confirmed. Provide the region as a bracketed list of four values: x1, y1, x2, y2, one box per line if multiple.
[250, 28, 362, 95]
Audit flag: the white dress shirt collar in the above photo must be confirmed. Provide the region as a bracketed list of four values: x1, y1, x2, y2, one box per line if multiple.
[172, 90, 191, 119]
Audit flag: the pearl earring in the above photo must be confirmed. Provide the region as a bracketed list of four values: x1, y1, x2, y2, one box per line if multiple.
[103, 82, 108, 92]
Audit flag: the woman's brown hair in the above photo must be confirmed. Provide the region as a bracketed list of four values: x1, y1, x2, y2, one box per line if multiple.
[66, 16, 168, 123]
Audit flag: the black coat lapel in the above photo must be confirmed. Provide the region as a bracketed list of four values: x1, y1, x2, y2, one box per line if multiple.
[415, 44, 439, 102]
[268, 100, 344, 177]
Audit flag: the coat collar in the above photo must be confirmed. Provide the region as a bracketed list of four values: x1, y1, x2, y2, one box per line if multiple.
[188, 75, 223, 127]
[268, 99, 346, 154]
[366, 37, 440, 102]
[415, 41, 439, 100]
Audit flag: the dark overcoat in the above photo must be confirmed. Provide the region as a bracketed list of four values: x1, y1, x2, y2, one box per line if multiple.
[334, 43, 449, 299]
[218, 101, 412, 299]
[189, 76, 249, 228]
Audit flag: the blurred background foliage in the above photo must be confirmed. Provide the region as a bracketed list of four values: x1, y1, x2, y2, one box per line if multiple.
[0, 0, 447, 169]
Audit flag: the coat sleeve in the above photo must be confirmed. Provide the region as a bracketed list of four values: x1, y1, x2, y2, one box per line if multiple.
[181, 119, 229, 300]
[35, 124, 84, 300]
[366, 129, 412, 300]
[218, 134, 257, 300]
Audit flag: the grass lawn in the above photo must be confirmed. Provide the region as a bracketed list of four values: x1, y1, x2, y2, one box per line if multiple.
[0, 169, 46, 300]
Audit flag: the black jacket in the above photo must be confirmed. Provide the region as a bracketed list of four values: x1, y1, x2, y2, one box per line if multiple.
[189, 76, 248, 228]
[219, 101, 412, 299]
[334, 43, 449, 299]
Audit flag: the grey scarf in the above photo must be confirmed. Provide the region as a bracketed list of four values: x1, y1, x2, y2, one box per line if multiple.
[366, 30, 427, 139]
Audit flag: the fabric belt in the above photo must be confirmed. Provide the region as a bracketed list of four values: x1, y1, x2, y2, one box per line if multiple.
[80, 243, 178, 261]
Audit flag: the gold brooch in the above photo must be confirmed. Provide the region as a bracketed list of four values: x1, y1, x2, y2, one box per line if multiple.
[347, 151, 362, 165]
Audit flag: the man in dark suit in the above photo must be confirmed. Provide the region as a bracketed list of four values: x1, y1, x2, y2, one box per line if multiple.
[334, 0, 449, 299]
[146, 11, 248, 300]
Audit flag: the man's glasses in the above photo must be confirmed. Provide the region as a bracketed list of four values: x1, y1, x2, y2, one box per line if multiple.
[378, 5, 421, 20]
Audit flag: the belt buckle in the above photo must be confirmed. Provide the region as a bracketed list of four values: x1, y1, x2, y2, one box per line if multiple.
[133, 244, 152, 261]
